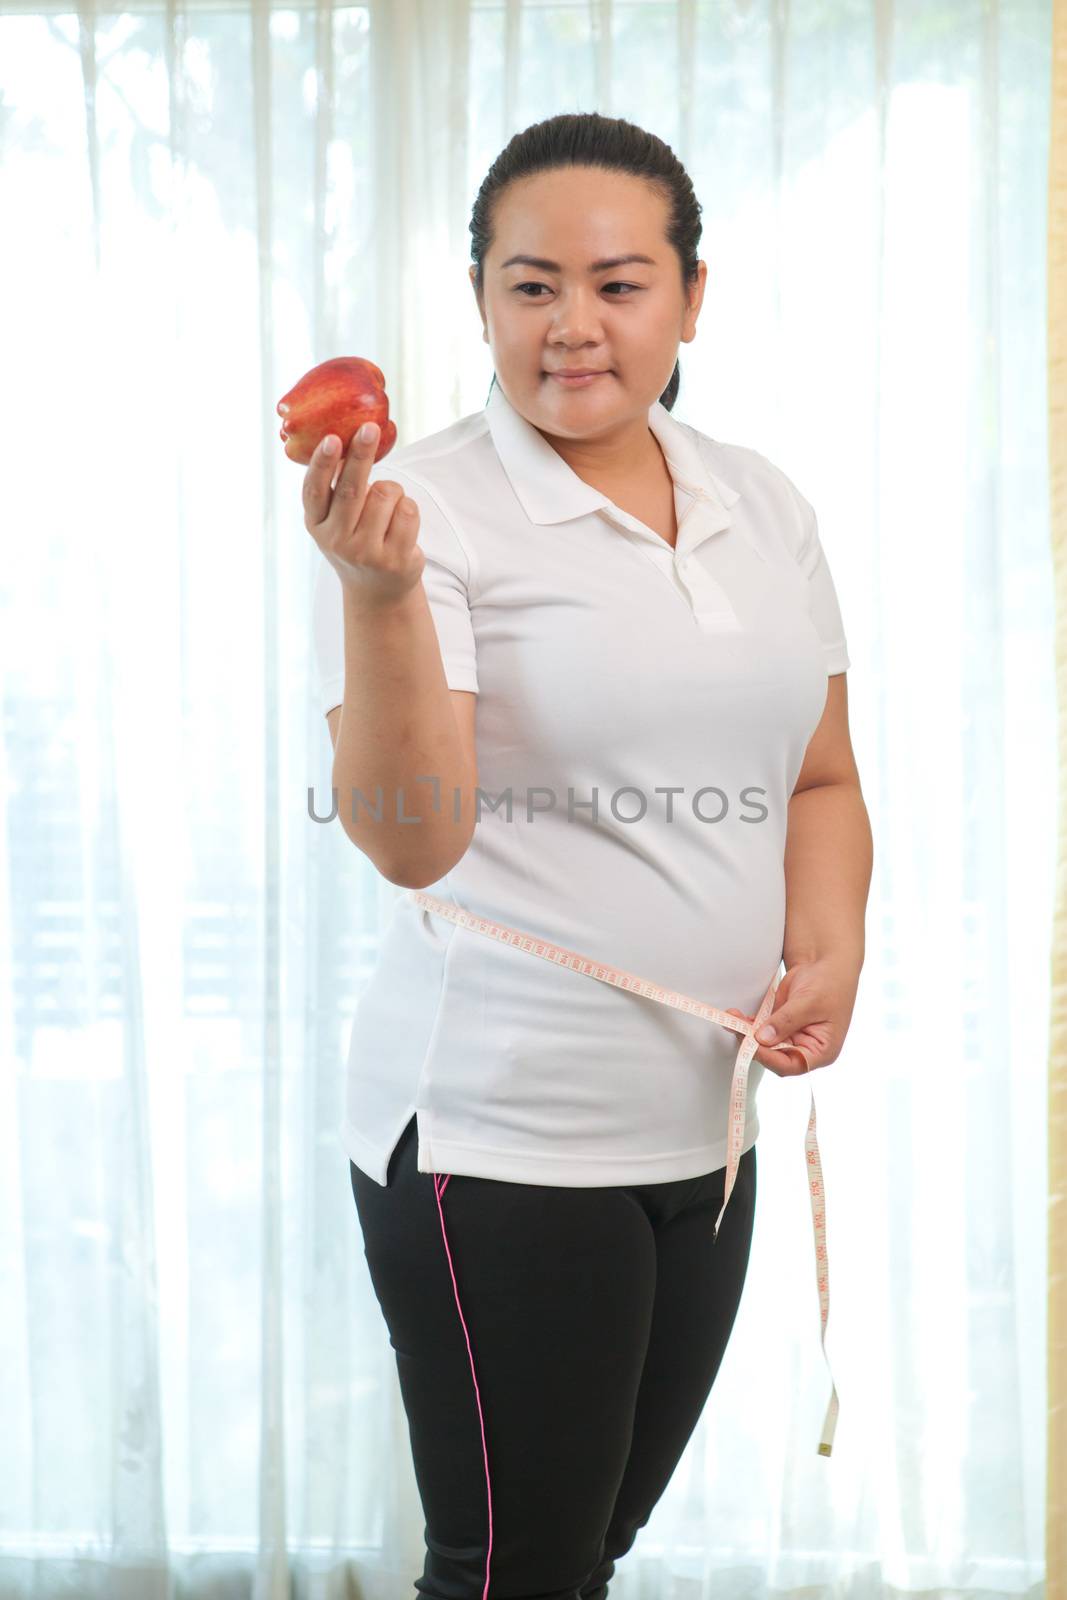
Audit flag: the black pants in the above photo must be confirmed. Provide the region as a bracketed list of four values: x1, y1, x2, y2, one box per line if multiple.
[350, 1113, 757, 1600]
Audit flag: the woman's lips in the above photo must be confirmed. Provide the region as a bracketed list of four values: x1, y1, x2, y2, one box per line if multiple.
[545, 371, 610, 386]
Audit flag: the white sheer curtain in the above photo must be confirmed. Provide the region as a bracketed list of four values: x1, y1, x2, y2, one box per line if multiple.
[0, 0, 1053, 1596]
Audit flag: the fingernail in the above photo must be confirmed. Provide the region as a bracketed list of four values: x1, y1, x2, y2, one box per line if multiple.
[756, 1025, 776, 1043]
[321, 435, 339, 455]
[358, 422, 378, 443]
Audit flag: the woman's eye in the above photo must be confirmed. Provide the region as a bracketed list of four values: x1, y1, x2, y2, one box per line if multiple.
[513, 282, 640, 297]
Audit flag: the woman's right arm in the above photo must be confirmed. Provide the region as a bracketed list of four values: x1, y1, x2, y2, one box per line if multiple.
[308, 424, 479, 888]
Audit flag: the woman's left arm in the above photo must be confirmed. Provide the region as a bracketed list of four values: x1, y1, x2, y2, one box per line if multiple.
[732, 674, 874, 1076]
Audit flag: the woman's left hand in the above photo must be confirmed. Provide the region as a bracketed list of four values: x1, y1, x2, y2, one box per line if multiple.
[724, 954, 861, 1078]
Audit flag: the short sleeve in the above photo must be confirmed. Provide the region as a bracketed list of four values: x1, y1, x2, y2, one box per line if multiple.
[310, 465, 479, 719]
[735, 447, 851, 677]
[311, 554, 346, 717]
[788, 484, 851, 675]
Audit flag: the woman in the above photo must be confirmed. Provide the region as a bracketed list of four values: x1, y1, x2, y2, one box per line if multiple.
[310, 112, 871, 1600]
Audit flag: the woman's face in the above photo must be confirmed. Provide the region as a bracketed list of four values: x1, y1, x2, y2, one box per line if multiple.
[470, 165, 706, 460]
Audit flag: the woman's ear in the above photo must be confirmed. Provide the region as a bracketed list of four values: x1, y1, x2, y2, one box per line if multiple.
[469, 268, 489, 341]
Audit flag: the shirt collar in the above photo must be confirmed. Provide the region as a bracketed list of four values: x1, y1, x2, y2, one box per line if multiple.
[483, 376, 741, 535]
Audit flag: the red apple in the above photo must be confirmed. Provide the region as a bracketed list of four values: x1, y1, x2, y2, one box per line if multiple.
[276, 357, 397, 464]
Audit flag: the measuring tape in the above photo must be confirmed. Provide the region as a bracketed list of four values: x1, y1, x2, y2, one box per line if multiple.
[407, 889, 839, 1458]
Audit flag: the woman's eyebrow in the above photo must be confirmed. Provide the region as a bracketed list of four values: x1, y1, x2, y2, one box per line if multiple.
[499, 253, 657, 273]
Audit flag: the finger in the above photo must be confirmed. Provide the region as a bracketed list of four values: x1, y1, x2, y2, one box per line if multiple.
[753, 1007, 807, 1046]
[342, 478, 404, 563]
[329, 421, 382, 523]
[385, 492, 421, 557]
[722, 1009, 793, 1075]
[721, 1009, 808, 1076]
[754, 1048, 800, 1077]
[303, 432, 345, 528]
[764, 1041, 816, 1076]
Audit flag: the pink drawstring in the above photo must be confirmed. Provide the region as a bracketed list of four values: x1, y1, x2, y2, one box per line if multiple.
[433, 1171, 494, 1600]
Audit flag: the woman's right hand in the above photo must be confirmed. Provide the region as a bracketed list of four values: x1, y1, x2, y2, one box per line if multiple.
[303, 421, 426, 609]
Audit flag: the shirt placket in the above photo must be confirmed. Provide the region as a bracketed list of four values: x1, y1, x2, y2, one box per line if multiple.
[601, 484, 744, 635]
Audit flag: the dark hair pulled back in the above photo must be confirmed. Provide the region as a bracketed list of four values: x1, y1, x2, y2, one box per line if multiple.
[470, 112, 702, 413]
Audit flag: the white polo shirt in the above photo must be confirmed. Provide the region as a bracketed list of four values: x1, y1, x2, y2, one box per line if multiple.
[312, 379, 850, 1187]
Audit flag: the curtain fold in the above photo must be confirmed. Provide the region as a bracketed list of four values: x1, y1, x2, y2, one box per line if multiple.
[0, 1, 1054, 1596]
[1047, 0, 1066, 1594]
